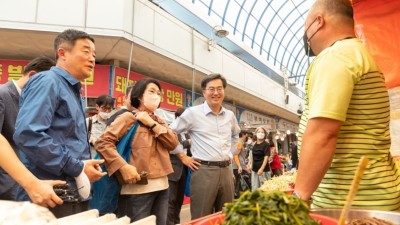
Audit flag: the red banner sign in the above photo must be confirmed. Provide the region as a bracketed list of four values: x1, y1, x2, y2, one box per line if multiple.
[81, 65, 111, 97]
[112, 67, 184, 111]
[0, 59, 29, 84]
[0, 59, 111, 97]
[1, 60, 184, 110]
[159, 80, 184, 110]
[113, 67, 145, 108]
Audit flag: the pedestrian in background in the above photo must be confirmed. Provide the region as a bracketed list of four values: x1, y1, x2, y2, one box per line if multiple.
[87, 94, 114, 156]
[167, 107, 196, 225]
[249, 127, 271, 191]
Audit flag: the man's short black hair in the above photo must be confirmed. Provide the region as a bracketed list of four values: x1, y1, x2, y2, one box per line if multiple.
[130, 78, 162, 108]
[269, 142, 275, 147]
[201, 73, 227, 89]
[175, 107, 186, 118]
[54, 29, 95, 61]
[95, 95, 114, 107]
[239, 130, 247, 138]
[23, 56, 55, 75]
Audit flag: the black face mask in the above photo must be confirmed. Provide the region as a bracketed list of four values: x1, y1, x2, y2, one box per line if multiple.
[303, 18, 318, 57]
[303, 33, 315, 57]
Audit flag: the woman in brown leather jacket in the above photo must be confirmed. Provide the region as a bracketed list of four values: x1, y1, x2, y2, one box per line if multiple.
[95, 78, 178, 225]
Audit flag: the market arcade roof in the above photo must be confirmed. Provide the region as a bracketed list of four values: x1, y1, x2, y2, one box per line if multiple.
[151, 0, 313, 92]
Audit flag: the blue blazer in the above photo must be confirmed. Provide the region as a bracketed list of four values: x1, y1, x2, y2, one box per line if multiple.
[0, 81, 20, 199]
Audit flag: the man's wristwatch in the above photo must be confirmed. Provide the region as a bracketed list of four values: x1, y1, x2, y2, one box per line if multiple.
[149, 123, 157, 131]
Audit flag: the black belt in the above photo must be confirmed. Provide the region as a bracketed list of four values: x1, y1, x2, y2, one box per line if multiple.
[200, 160, 230, 167]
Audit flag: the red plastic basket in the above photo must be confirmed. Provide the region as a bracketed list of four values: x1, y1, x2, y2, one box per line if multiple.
[183, 211, 339, 225]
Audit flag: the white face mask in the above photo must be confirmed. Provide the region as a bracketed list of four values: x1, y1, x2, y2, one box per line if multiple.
[256, 133, 265, 140]
[143, 93, 161, 112]
[98, 112, 110, 120]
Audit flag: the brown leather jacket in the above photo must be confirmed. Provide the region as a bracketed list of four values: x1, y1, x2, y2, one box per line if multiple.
[95, 111, 178, 180]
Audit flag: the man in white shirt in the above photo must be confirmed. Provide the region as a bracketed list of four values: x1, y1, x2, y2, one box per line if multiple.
[170, 74, 240, 219]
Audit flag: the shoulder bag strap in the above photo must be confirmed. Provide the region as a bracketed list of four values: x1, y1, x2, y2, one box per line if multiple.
[88, 117, 93, 140]
[118, 112, 139, 162]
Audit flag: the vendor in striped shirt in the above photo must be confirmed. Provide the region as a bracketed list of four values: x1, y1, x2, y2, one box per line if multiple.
[294, 0, 400, 211]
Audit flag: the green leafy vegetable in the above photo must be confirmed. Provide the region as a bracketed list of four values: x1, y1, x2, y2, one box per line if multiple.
[222, 190, 320, 225]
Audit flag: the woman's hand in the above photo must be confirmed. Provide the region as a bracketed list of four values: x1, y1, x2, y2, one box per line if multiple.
[257, 169, 264, 176]
[135, 111, 155, 127]
[119, 164, 141, 184]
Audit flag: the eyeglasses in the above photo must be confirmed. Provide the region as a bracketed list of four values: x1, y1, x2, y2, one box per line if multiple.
[205, 87, 224, 93]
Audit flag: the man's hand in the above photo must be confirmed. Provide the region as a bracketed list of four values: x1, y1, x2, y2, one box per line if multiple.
[179, 154, 201, 171]
[83, 159, 107, 182]
[246, 165, 251, 173]
[25, 179, 65, 208]
[238, 166, 243, 174]
[257, 168, 263, 176]
[119, 164, 141, 184]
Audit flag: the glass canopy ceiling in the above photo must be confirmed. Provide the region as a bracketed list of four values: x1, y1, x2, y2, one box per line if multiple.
[151, 0, 314, 94]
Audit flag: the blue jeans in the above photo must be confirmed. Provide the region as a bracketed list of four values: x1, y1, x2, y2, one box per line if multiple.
[117, 189, 169, 225]
[251, 171, 271, 191]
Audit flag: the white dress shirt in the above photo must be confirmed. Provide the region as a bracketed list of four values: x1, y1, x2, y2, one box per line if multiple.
[170, 102, 240, 161]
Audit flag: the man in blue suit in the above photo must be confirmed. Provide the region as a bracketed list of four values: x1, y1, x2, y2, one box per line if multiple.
[0, 56, 54, 200]
[14, 29, 106, 218]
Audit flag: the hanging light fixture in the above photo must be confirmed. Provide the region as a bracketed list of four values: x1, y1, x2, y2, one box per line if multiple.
[208, 25, 229, 51]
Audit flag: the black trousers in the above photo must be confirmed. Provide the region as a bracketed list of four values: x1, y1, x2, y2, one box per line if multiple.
[49, 201, 89, 218]
[167, 166, 187, 225]
[233, 169, 240, 198]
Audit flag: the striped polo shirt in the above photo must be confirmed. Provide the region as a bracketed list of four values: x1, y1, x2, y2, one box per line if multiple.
[298, 38, 400, 211]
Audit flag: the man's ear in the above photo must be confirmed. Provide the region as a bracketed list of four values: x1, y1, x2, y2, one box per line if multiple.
[57, 48, 67, 60]
[316, 15, 325, 30]
[27, 71, 37, 78]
